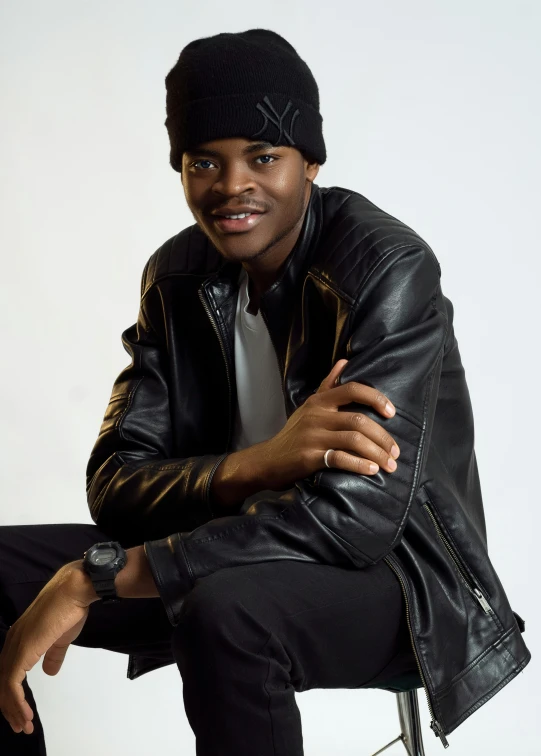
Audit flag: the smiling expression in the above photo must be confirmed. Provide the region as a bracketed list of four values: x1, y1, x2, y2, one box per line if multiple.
[180, 137, 320, 266]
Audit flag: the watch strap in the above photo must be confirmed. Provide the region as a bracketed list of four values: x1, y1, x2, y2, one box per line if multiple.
[92, 577, 121, 603]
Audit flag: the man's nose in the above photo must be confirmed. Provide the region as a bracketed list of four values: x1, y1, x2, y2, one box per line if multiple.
[211, 164, 257, 197]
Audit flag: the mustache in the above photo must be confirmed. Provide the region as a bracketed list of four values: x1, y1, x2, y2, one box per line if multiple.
[208, 204, 268, 215]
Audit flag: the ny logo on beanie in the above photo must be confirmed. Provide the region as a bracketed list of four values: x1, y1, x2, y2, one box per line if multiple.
[251, 96, 300, 146]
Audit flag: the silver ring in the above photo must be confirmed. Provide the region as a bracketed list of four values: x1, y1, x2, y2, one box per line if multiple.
[324, 449, 334, 468]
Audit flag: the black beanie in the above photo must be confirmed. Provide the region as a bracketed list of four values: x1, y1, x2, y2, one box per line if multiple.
[164, 28, 326, 172]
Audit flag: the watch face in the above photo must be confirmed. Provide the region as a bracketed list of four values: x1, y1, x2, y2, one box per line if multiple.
[91, 547, 117, 566]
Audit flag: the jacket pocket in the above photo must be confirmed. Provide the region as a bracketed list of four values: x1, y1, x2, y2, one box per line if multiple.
[419, 486, 495, 617]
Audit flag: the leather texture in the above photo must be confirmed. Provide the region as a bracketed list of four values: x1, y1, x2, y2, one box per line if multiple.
[86, 183, 531, 738]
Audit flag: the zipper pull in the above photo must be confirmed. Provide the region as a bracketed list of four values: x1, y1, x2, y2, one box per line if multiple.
[472, 587, 493, 614]
[430, 719, 450, 748]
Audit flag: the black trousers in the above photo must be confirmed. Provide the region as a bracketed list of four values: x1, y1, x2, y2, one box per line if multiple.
[0, 522, 419, 755]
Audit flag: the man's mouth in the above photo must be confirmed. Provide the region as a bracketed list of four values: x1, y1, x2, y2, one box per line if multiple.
[210, 212, 266, 233]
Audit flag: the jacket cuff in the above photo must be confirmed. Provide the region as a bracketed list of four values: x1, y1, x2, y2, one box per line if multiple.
[144, 533, 192, 626]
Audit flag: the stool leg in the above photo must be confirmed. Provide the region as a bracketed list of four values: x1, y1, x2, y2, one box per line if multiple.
[369, 690, 426, 756]
[396, 690, 426, 756]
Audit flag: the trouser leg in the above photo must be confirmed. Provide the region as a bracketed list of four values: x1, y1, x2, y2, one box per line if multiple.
[172, 558, 418, 756]
[0, 523, 176, 754]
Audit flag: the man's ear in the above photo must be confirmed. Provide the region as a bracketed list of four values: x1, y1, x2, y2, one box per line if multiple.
[306, 161, 320, 182]
[301, 151, 320, 182]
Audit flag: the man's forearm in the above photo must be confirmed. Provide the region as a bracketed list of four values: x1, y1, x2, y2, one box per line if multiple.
[69, 446, 274, 605]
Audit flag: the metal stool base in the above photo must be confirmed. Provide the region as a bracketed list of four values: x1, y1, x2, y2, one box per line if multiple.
[370, 690, 426, 756]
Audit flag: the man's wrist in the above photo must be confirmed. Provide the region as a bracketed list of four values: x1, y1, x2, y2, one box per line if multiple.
[63, 545, 159, 606]
[63, 561, 101, 606]
[209, 443, 271, 509]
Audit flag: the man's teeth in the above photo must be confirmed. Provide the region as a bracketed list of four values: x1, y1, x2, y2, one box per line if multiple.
[223, 212, 251, 219]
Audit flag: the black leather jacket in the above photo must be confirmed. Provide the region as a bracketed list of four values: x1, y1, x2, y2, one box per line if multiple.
[86, 183, 530, 745]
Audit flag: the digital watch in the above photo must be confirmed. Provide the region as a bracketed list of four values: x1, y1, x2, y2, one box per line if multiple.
[82, 541, 127, 604]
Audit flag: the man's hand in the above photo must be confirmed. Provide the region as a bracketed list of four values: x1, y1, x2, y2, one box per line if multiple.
[258, 359, 401, 490]
[0, 562, 98, 735]
[210, 360, 402, 507]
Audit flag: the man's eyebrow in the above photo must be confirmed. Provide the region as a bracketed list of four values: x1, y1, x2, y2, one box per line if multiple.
[184, 141, 277, 157]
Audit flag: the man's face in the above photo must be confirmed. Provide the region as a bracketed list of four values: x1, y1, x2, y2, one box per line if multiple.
[180, 137, 319, 263]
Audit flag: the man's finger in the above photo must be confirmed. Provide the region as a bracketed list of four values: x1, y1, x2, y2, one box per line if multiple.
[41, 612, 87, 676]
[11, 678, 34, 720]
[18, 718, 35, 735]
[1, 678, 34, 732]
[0, 705, 16, 732]
[335, 382, 396, 416]
[316, 359, 348, 393]
[42, 640, 71, 676]
[10, 711, 34, 735]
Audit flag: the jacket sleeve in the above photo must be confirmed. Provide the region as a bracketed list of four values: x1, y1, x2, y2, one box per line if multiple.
[144, 244, 449, 625]
[86, 260, 232, 548]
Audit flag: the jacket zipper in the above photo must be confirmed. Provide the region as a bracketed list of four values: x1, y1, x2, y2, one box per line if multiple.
[198, 287, 233, 452]
[384, 554, 449, 748]
[422, 503, 493, 615]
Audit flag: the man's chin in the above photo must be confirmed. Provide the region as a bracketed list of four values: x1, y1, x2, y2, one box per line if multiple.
[203, 231, 272, 261]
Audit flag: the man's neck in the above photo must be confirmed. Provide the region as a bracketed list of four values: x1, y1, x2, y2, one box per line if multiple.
[240, 182, 312, 307]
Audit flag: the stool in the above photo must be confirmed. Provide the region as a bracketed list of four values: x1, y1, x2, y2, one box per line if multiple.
[370, 671, 426, 756]
[370, 690, 425, 756]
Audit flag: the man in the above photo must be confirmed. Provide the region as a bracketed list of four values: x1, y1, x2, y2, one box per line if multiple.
[0, 28, 530, 755]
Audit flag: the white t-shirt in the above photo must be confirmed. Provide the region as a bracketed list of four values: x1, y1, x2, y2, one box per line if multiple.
[230, 266, 289, 511]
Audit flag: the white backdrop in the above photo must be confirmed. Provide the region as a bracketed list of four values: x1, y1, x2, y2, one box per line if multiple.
[1, 1, 539, 754]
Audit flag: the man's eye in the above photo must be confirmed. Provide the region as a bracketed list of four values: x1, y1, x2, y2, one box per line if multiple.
[191, 155, 277, 169]
[193, 160, 214, 170]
